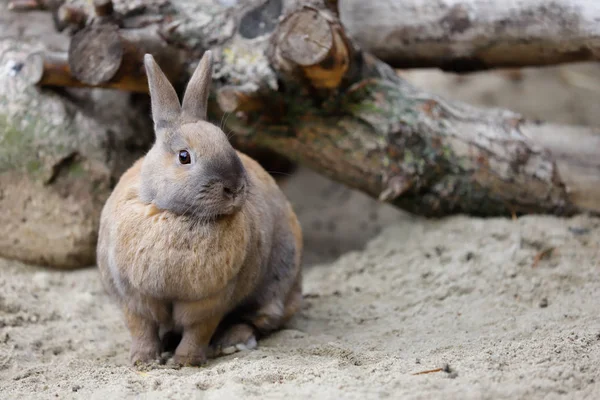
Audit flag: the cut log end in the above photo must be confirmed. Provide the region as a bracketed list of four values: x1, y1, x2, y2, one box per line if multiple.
[279, 9, 333, 66]
[217, 84, 263, 113]
[273, 7, 350, 89]
[68, 24, 123, 85]
[93, 0, 114, 18]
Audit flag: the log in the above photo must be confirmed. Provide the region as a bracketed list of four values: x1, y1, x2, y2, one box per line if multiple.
[241, 72, 600, 216]
[0, 36, 156, 269]
[26, 51, 88, 88]
[339, 0, 600, 71]
[17, 49, 149, 92]
[54, 3, 87, 32]
[521, 124, 600, 213]
[19, 0, 600, 217]
[8, 0, 47, 11]
[21, 50, 150, 91]
[67, 23, 185, 92]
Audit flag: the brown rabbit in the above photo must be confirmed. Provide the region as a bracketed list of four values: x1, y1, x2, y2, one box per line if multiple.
[96, 51, 303, 367]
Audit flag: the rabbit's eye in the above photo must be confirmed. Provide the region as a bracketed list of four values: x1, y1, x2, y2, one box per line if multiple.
[178, 150, 191, 164]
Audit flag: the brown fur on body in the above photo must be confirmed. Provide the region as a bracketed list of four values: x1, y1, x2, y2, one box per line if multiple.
[96, 51, 303, 367]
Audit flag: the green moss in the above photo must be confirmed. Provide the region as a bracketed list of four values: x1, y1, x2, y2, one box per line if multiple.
[344, 102, 382, 117]
[67, 161, 85, 178]
[0, 114, 37, 176]
[25, 159, 42, 175]
[0, 95, 78, 181]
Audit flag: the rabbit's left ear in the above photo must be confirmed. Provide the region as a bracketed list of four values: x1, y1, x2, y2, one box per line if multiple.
[181, 50, 213, 123]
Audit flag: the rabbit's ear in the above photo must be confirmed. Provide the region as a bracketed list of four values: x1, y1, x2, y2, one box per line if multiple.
[144, 54, 181, 130]
[181, 50, 213, 123]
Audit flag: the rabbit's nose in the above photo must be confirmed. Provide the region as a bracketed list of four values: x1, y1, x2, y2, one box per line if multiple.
[223, 183, 235, 198]
[223, 179, 246, 200]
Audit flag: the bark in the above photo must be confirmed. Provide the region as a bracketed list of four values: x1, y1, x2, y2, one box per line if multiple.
[339, 0, 600, 71]
[12, 0, 600, 217]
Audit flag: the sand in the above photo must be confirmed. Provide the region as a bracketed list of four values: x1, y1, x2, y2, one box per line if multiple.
[1, 187, 599, 399]
[2, 65, 600, 399]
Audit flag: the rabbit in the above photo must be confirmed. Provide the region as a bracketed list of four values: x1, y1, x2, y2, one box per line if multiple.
[96, 50, 303, 367]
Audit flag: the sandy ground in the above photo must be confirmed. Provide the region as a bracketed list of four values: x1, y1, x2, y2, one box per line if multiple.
[2, 64, 600, 399]
[1, 212, 599, 399]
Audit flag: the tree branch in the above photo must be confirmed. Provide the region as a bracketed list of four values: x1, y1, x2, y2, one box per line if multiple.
[339, 0, 600, 72]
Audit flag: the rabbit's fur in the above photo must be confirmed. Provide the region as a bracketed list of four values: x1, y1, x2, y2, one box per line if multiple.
[96, 51, 303, 367]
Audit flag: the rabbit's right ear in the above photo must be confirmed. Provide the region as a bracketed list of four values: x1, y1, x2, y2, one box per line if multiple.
[181, 50, 213, 123]
[144, 54, 181, 131]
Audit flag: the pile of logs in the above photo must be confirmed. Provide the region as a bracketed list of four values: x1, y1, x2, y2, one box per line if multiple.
[7, 0, 600, 217]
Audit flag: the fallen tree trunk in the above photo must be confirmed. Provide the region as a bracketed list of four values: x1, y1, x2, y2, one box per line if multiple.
[339, 0, 600, 72]
[16, 0, 600, 217]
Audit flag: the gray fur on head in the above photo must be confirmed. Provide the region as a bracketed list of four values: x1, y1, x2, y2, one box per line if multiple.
[139, 51, 248, 220]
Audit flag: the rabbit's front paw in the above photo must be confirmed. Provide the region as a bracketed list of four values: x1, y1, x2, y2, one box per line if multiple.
[130, 345, 161, 367]
[173, 348, 209, 367]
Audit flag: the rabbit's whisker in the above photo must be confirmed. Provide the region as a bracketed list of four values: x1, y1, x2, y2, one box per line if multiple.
[219, 111, 229, 130]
